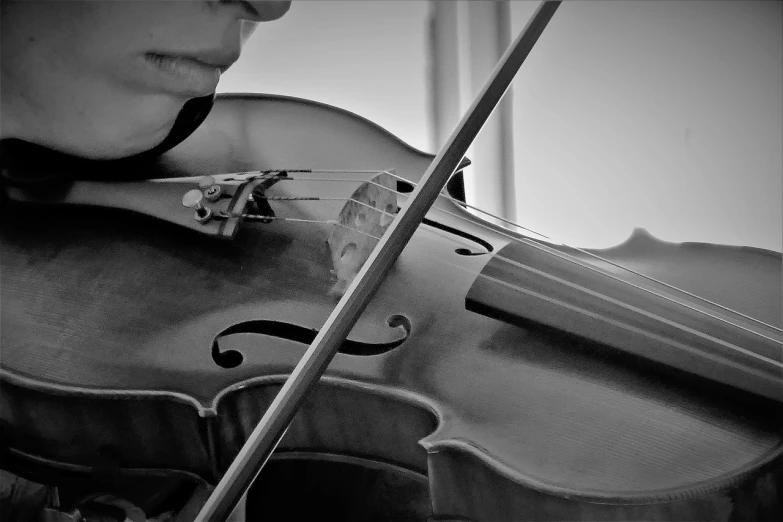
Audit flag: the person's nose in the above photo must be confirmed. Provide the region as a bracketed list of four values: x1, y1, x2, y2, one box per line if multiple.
[235, 1, 291, 22]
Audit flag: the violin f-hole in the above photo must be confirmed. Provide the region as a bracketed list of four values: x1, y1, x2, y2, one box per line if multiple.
[211, 317, 412, 369]
[212, 337, 244, 369]
[421, 217, 493, 256]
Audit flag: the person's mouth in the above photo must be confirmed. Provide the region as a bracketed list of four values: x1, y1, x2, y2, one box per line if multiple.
[144, 50, 239, 96]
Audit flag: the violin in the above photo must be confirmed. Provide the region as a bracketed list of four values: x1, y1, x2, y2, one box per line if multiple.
[2, 3, 781, 520]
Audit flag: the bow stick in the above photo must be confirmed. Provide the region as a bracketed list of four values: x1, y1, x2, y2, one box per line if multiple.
[194, 2, 561, 520]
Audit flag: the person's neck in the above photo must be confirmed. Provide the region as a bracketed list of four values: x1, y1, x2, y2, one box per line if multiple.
[0, 85, 26, 142]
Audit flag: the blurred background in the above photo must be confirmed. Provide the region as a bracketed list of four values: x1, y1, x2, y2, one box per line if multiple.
[219, 0, 782, 251]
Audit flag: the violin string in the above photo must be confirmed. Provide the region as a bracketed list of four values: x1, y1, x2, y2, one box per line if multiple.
[171, 172, 781, 370]
[281, 177, 372, 184]
[243, 215, 329, 225]
[197, 169, 780, 349]
[373, 170, 783, 334]
[260, 215, 382, 240]
[275, 174, 547, 239]
[240, 193, 781, 365]
[274, 171, 735, 323]
[273, 173, 781, 339]
[151, 170, 379, 186]
[263, 206, 781, 368]
[223, 195, 387, 219]
[261, 196, 347, 202]
[403, 226, 782, 368]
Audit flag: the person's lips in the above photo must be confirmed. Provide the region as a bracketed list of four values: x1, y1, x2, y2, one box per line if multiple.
[143, 49, 239, 96]
[175, 48, 242, 72]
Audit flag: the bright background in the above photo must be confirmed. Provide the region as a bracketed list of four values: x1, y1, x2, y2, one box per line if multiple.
[219, 1, 782, 251]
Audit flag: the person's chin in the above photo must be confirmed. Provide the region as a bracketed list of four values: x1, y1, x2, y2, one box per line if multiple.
[78, 124, 173, 160]
[106, 102, 183, 159]
[125, 126, 174, 156]
[58, 92, 186, 159]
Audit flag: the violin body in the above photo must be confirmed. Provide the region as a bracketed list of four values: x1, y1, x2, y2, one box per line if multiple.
[2, 94, 781, 520]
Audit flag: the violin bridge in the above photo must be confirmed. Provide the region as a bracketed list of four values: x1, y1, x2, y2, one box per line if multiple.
[327, 171, 398, 297]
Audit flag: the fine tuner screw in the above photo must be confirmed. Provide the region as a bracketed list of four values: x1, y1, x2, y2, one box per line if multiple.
[198, 175, 222, 201]
[182, 189, 213, 223]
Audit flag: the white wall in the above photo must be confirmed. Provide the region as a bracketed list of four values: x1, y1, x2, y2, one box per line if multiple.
[218, 0, 430, 152]
[509, 1, 782, 249]
[218, 1, 781, 251]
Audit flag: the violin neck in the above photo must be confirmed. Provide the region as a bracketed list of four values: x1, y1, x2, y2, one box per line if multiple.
[466, 239, 783, 403]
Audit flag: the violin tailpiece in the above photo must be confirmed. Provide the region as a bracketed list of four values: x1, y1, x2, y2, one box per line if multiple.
[3, 171, 288, 240]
